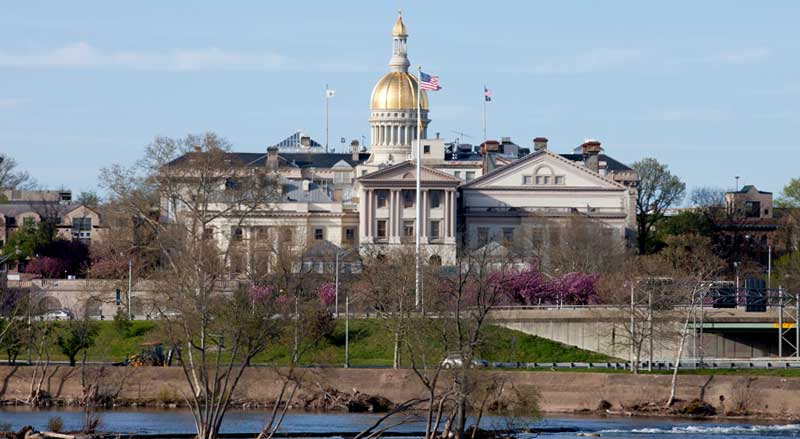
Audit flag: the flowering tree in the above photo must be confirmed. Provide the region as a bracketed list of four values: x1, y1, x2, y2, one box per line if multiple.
[24, 256, 68, 279]
[316, 282, 336, 307]
[501, 268, 599, 306]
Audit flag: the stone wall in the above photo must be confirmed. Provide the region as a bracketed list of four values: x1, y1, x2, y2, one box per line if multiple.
[0, 366, 798, 417]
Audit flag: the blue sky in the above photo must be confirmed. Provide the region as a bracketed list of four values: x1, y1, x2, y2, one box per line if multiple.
[1, 1, 799, 198]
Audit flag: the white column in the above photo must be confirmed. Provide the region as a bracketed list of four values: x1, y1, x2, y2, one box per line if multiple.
[359, 189, 366, 239]
[421, 190, 428, 240]
[366, 189, 372, 237]
[449, 191, 455, 238]
[388, 190, 395, 238]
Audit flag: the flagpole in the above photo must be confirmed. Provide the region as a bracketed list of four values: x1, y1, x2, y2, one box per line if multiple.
[325, 83, 329, 153]
[415, 67, 422, 311]
[483, 86, 487, 144]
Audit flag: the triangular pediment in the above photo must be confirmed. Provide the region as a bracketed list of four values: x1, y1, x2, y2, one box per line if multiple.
[463, 150, 626, 190]
[359, 161, 460, 184]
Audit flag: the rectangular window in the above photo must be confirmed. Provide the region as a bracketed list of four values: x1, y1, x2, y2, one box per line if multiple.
[281, 228, 293, 244]
[231, 227, 244, 241]
[72, 217, 92, 232]
[403, 220, 415, 237]
[377, 220, 387, 238]
[477, 227, 489, 245]
[345, 227, 355, 241]
[203, 227, 214, 240]
[502, 227, 514, 243]
[535, 176, 544, 185]
[431, 221, 441, 239]
[555, 176, 565, 185]
[543, 176, 551, 184]
[465, 171, 476, 182]
[744, 201, 761, 218]
[314, 228, 324, 240]
[523, 176, 532, 185]
[454, 171, 461, 179]
[403, 190, 415, 208]
[423, 144, 431, 154]
[431, 190, 441, 208]
[377, 190, 388, 208]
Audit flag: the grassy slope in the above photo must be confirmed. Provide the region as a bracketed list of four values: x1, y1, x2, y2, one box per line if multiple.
[30, 319, 610, 365]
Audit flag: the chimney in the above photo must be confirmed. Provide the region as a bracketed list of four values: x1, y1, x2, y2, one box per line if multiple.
[266, 146, 279, 171]
[533, 137, 548, 152]
[436, 132, 440, 139]
[351, 140, 360, 161]
[580, 139, 602, 173]
[302, 180, 311, 191]
[480, 140, 500, 155]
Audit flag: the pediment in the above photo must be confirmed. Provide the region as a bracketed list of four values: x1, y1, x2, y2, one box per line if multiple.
[359, 161, 460, 184]
[463, 150, 625, 190]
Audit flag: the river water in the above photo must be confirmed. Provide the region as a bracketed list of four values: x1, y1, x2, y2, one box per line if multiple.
[0, 408, 798, 438]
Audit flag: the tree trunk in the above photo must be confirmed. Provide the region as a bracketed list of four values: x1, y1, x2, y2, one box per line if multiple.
[667, 318, 690, 407]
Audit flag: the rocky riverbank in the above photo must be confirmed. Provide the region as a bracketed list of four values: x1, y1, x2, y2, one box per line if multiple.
[0, 366, 798, 420]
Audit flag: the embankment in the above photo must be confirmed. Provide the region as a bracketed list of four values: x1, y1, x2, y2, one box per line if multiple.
[0, 366, 798, 418]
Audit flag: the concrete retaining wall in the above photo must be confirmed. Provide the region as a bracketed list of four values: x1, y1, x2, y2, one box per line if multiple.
[0, 366, 798, 417]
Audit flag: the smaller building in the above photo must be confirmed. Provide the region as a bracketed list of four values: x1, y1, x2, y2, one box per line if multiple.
[726, 185, 773, 219]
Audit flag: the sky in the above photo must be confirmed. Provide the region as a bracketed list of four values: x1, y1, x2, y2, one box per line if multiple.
[1, 1, 799, 199]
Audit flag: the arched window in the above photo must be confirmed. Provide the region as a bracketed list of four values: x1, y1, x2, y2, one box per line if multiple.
[429, 255, 442, 266]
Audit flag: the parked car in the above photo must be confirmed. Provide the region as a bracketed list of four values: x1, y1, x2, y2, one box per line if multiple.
[38, 309, 74, 321]
[441, 354, 489, 369]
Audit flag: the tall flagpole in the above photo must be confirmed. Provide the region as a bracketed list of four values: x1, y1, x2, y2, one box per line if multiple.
[415, 67, 422, 310]
[483, 86, 487, 144]
[325, 83, 329, 153]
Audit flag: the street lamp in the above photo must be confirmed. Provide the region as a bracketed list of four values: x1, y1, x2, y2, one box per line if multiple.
[334, 248, 352, 318]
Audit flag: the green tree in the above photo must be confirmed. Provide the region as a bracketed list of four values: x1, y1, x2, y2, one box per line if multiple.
[56, 320, 99, 366]
[776, 178, 800, 208]
[659, 210, 714, 239]
[632, 158, 686, 254]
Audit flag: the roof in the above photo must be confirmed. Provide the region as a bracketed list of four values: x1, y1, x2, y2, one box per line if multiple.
[0, 202, 97, 220]
[734, 185, 772, 195]
[272, 131, 322, 149]
[168, 151, 370, 170]
[559, 153, 633, 172]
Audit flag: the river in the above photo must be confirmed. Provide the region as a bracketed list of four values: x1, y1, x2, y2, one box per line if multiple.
[0, 408, 798, 438]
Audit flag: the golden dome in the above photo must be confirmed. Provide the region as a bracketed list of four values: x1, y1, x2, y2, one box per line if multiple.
[392, 15, 408, 37]
[370, 72, 429, 110]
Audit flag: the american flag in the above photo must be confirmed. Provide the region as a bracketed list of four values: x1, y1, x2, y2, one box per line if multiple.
[484, 86, 492, 102]
[420, 71, 440, 91]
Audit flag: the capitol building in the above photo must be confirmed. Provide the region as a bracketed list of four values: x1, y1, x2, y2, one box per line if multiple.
[164, 14, 639, 269]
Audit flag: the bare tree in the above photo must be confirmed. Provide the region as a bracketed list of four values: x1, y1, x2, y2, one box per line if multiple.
[0, 153, 35, 190]
[100, 133, 292, 439]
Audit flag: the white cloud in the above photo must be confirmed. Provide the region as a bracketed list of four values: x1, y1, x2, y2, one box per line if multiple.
[501, 48, 646, 75]
[704, 48, 770, 65]
[0, 99, 18, 108]
[0, 42, 289, 71]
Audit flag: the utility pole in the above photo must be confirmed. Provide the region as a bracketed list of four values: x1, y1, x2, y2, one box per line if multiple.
[345, 295, 350, 368]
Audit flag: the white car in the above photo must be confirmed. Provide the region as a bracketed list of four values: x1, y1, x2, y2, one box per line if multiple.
[38, 309, 74, 321]
[442, 354, 489, 369]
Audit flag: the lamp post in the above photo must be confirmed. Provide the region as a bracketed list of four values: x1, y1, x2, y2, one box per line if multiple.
[334, 248, 352, 318]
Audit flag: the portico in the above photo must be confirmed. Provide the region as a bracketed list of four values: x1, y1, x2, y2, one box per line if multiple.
[358, 161, 459, 264]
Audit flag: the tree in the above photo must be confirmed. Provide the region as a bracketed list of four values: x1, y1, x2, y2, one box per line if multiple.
[76, 191, 100, 207]
[776, 178, 800, 208]
[101, 133, 299, 439]
[0, 154, 34, 190]
[632, 158, 686, 254]
[56, 320, 99, 367]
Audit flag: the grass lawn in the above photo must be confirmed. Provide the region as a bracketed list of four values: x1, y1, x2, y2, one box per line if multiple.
[19, 319, 611, 366]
